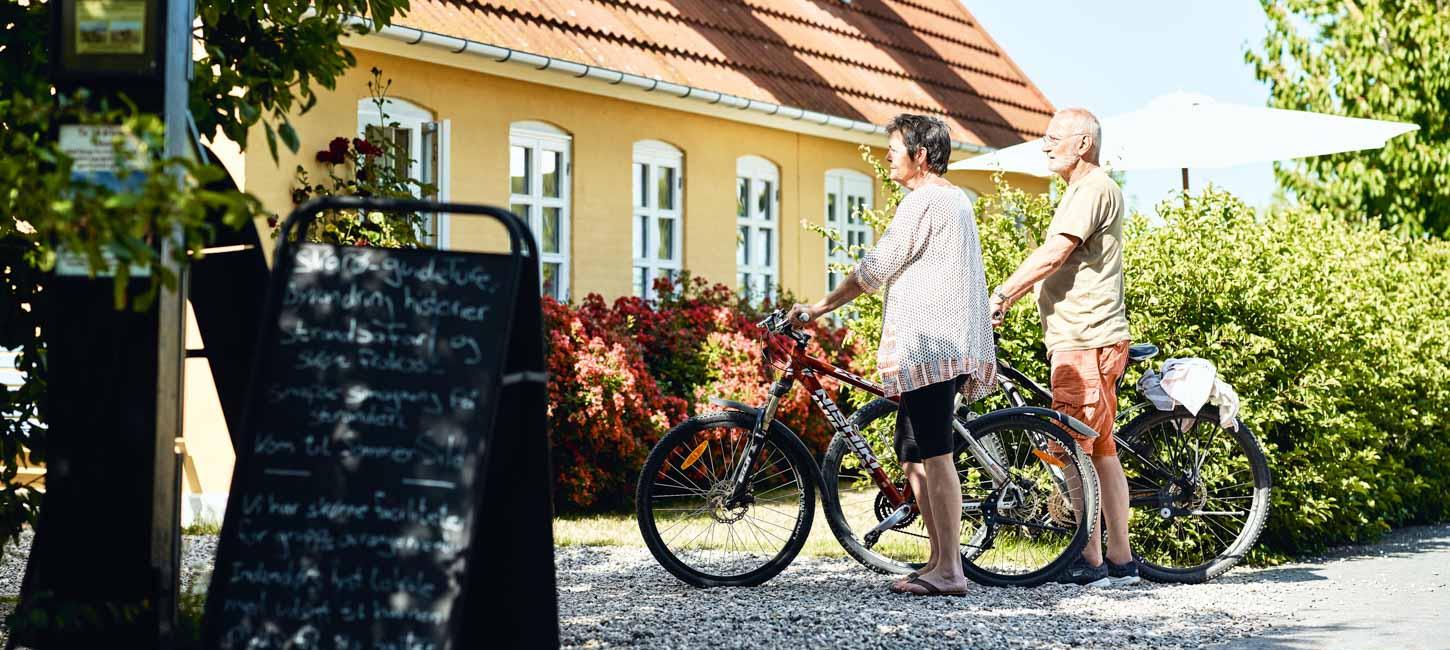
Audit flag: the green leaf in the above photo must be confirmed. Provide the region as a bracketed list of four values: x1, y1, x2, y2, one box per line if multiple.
[264, 122, 279, 163]
[278, 121, 300, 154]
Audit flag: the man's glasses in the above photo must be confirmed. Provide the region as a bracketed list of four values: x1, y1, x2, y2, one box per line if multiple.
[1042, 131, 1088, 147]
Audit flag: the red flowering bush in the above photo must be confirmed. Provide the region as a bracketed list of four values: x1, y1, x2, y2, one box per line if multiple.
[545, 274, 858, 511]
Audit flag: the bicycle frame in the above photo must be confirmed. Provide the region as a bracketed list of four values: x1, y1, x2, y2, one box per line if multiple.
[724, 327, 1016, 524]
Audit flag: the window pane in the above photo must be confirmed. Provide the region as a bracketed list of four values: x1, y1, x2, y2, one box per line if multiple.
[635, 163, 648, 208]
[510, 202, 529, 221]
[391, 127, 411, 178]
[542, 207, 561, 254]
[757, 228, 773, 267]
[658, 166, 675, 211]
[847, 196, 860, 225]
[542, 262, 560, 300]
[736, 178, 748, 218]
[635, 215, 648, 260]
[756, 180, 772, 219]
[826, 192, 838, 226]
[634, 266, 648, 298]
[510, 146, 530, 195]
[541, 150, 561, 198]
[657, 218, 674, 261]
[737, 225, 749, 265]
[828, 271, 839, 292]
[737, 272, 750, 299]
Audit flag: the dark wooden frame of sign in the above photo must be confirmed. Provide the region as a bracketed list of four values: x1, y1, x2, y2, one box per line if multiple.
[200, 196, 558, 649]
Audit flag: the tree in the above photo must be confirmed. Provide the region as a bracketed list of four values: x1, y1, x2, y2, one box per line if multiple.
[0, 0, 412, 548]
[1246, 0, 1450, 238]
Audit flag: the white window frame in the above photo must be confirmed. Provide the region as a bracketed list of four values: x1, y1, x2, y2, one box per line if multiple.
[509, 121, 572, 302]
[356, 98, 451, 248]
[632, 140, 684, 300]
[824, 169, 874, 293]
[736, 155, 780, 303]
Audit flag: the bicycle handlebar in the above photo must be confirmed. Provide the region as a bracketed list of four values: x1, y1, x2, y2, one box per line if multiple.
[758, 309, 812, 345]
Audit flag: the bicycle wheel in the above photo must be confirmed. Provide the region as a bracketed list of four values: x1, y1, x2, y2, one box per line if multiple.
[1114, 406, 1271, 583]
[821, 398, 1098, 587]
[636, 411, 816, 588]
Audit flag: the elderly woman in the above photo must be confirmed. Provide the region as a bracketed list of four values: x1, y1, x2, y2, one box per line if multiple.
[788, 114, 995, 596]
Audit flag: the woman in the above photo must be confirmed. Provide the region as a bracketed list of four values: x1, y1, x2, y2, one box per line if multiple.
[787, 114, 995, 597]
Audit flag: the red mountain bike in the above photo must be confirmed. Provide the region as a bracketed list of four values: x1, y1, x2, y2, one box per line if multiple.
[636, 310, 1102, 588]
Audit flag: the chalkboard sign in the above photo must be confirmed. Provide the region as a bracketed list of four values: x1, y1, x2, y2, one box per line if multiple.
[202, 198, 545, 649]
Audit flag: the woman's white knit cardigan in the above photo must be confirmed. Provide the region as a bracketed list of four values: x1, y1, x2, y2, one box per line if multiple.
[854, 184, 996, 400]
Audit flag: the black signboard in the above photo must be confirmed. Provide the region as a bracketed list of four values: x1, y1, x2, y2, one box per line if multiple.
[202, 197, 553, 649]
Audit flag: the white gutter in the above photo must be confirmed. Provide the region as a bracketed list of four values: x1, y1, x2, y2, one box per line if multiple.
[340, 15, 994, 154]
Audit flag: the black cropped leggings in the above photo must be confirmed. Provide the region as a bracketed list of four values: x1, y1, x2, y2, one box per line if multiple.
[892, 375, 966, 463]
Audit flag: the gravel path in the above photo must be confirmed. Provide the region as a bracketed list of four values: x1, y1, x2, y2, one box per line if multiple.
[1, 524, 1446, 649]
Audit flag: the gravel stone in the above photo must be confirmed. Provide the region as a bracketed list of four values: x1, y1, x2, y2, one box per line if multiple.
[3, 526, 1444, 648]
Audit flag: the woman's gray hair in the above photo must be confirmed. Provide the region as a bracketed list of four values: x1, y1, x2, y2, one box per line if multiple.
[885, 114, 952, 175]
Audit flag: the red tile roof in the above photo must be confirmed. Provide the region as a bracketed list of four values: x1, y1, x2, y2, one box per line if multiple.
[395, 0, 1055, 149]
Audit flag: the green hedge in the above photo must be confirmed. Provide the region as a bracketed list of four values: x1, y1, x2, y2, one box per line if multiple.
[971, 181, 1450, 558]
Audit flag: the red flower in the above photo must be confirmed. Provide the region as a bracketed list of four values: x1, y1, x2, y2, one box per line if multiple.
[328, 136, 349, 157]
[266, 215, 279, 228]
[354, 238, 369, 247]
[353, 137, 383, 157]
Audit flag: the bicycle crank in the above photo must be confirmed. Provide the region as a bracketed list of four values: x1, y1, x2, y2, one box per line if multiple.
[863, 504, 913, 549]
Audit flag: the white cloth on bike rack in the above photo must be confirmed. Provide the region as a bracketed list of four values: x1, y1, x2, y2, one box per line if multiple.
[1137, 358, 1240, 430]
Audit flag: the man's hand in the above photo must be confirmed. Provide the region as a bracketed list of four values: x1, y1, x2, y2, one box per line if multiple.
[785, 303, 817, 329]
[989, 293, 1008, 328]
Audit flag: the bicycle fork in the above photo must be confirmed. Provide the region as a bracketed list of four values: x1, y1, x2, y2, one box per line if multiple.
[724, 380, 791, 508]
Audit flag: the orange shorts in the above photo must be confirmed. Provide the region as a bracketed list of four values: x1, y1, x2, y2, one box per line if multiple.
[1049, 340, 1130, 458]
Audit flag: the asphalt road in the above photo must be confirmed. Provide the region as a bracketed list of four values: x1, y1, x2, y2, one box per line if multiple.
[1220, 523, 1450, 650]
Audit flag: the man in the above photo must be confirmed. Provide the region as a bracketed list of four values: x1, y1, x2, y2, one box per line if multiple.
[988, 107, 1138, 587]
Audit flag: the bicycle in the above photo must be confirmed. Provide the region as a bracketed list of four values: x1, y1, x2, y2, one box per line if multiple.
[635, 309, 1102, 588]
[993, 341, 1272, 583]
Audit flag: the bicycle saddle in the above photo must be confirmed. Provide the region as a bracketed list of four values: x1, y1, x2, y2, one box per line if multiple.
[1128, 343, 1159, 364]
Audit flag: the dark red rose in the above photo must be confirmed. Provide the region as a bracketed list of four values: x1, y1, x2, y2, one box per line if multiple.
[352, 137, 383, 157]
[328, 136, 349, 156]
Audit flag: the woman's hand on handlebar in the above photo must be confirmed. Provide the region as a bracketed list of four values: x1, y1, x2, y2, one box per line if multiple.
[784, 303, 818, 329]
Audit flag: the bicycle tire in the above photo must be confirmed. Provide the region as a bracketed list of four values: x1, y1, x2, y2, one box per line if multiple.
[636, 410, 817, 588]
[821, 398, 1098, 588]
[1114, 406, 1271, 584]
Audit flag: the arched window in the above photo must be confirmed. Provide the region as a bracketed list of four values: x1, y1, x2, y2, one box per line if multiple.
[356, 97, 450, 247]
[824, 169, 874, 292]
[632, 140, 683, 299]
[736, 155, 779, 303]
[509, 121, 572, 301]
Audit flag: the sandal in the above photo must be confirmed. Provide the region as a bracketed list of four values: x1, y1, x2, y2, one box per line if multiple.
[897, 576, 967, 597]
[886, 571, 921, 593]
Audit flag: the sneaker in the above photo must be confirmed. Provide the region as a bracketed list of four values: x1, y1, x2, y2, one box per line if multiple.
[1107, 556, 1141, 587]
[1055, 556, 1110, 587]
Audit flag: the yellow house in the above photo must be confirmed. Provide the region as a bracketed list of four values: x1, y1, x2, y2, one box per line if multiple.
[180, 0, 1056, 524]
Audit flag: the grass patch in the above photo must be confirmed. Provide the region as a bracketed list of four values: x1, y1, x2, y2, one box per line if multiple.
[554, 503, 853, 559]
[181, 520, 222, 536]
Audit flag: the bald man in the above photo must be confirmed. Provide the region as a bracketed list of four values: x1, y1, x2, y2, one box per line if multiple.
[988, 108, 1138, 587]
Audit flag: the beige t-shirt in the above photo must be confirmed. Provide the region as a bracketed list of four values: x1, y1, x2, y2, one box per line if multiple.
[1036, 167, 1130, 355]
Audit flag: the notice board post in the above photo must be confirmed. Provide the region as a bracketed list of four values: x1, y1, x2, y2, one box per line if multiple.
[201, 197, 557, 649]
[10, 1, 190, 647]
